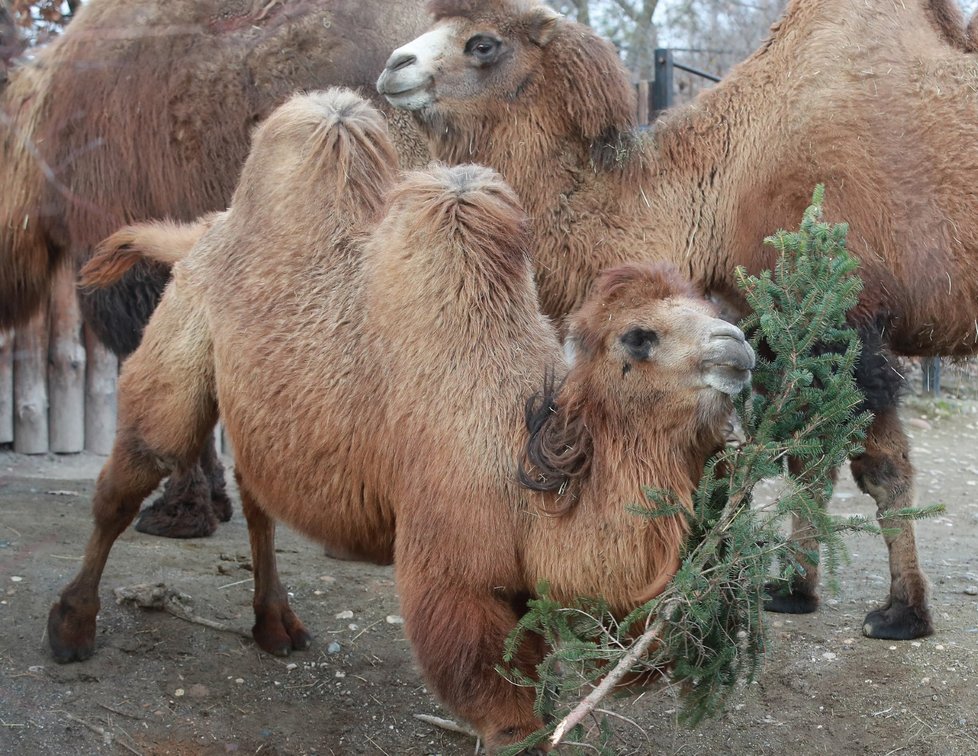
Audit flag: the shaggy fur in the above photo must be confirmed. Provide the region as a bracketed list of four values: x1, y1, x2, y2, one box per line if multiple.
[0, 0, 430, 539]
[379, 0, 978, 639]
[50, 89, 753, 750]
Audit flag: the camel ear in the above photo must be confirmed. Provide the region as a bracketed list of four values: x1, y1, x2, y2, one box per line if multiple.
[528, 6, 559, 47]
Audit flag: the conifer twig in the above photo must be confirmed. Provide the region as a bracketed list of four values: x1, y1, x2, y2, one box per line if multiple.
[551, 596, 678, 746]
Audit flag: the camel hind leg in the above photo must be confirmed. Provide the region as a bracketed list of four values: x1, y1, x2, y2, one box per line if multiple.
[81, 258, 232, 539]
[48, 284, 218, 662]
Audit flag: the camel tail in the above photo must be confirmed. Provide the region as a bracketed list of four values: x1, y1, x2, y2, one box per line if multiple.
[79, 216, 218, 289]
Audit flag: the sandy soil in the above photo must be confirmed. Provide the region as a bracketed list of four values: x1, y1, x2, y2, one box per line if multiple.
[1, 401, 977, 755]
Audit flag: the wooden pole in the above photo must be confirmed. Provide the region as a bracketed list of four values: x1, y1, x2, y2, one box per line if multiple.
[636, 80, 649, 128]
[13, 309, 49, 453]
[0, 328, 12, 445]
[48, 267, 86, 452]
[84, 325, 117, 454]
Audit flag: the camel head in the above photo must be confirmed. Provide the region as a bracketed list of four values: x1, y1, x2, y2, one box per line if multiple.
[521, 261, 753, 500]
[377, 0, 636, 167]
[567, 262, 754, 424]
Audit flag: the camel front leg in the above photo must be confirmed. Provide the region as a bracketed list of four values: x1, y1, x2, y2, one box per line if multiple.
[396, 557, 547, 753]
[764, 464, 839, 615]
[237, 476, 311, 656]
[851, 406, 932, 640]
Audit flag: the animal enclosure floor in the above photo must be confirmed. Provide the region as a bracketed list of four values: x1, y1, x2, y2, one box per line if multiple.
[1, 403, 977, 755]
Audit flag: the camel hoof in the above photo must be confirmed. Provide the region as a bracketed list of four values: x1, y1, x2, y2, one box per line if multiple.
[862, 599, 933, 640]
[253, 607, 312, 656]
[763, 582, 819, 614]
[134, 494, 218, 539]
[210, 490, 234, 523]
[47, 600, 97, 664]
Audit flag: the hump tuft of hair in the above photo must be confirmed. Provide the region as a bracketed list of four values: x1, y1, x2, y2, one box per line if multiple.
[427, 0, 540, 22]
[383, 163, 531, 281]
[242, 88, 398, 224]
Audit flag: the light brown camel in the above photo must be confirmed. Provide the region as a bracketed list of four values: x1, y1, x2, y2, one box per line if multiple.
[377, 0, 978, 640]
[0, 0, 429, 538]
[49, 89, 754, 751]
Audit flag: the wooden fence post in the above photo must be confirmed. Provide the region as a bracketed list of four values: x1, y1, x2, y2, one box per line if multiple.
[84, 325, 117, 454]
[48, 266, 86, 452]
[13, 309, 49, 453]
[0, 329, 12, 445]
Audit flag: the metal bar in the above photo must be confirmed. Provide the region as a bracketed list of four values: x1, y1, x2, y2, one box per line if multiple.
[652, 48, 674, 113]
[671, 61, 722, 83]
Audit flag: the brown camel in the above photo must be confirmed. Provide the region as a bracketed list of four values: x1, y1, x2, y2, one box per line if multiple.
[49, 89, 754, 750]
[377, 0, 978, 640]
[0, 0, 429, 538]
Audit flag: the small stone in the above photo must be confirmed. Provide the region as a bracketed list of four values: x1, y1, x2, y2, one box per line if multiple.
[821, 652, 837, 660]
[28, 665, 44, 673]
[327, 641, 341, 654]
[386, 615, 404, 625]
[936, 644, 946, 651]
[335, 610, 354, 620]
[348, 623, 359, 631]
[889, 645, 898, 651]
[964, 586, 978, 596]
[335, 671, 346, 679]
[908, 417, 932, 430]
[9, 576, 22, 583]
[286, 663, 298, 671]
[235, 678, 244, 684]
[174, 688, 185, 697]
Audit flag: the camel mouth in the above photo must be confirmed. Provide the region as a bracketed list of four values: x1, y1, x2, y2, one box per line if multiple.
[704, 365, 753, 396]
[376, 74, 434, 111]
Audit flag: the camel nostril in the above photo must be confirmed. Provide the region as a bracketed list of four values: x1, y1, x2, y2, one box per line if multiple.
[386, 51, 417, 72]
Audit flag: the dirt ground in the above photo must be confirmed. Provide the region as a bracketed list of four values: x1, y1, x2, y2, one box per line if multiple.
[1, 400, 977, 756]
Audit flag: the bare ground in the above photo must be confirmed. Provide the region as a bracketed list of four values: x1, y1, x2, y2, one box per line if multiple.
[1, 401, 977, 755]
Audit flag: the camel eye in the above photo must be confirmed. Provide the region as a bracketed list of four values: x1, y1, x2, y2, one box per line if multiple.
[464, 34, 502, 64]
[620, 328, 659, 361]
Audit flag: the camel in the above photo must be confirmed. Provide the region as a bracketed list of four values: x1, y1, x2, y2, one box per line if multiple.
[48, 89, 754, 750]
[0, 0, 429, 538]
[377, 0, 978, 640]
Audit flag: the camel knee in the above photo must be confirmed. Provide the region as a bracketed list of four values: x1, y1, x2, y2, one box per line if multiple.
[850, 450, 914, 512]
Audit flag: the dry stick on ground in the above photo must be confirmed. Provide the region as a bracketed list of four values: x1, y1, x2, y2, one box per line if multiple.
[113, 583, 251, 639]
[413, 713, 478, 738]
[59, 711, 143, 756]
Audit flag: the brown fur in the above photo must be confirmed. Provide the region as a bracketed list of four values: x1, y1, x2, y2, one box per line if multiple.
[381, 0, 978, 639]
[0, 0, 430, 329]
[51, 90, 753, 750]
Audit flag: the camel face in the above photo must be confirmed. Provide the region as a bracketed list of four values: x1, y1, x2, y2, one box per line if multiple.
[377, 4, 559, 120]
[600, 300, 754, 402]
[568, 265, 754, 425]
